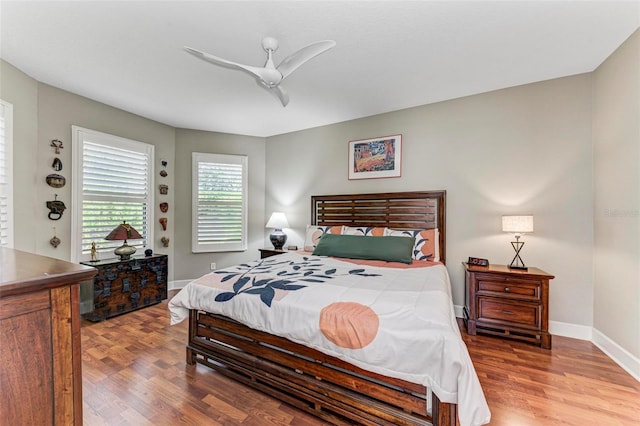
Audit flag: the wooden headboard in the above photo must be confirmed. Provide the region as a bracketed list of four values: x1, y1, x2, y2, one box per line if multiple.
[311, 191, 446, 264]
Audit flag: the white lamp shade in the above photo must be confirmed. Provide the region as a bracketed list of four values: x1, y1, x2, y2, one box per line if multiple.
[502, 215, 534, 233]
[266, 212, 289, 229]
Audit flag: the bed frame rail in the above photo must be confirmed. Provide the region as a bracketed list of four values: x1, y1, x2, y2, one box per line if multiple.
[188, 310, 456, 426]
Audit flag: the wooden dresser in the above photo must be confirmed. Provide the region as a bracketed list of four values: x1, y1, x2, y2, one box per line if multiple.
[463, 262, 555, 349]
[0, 247, 97, 425]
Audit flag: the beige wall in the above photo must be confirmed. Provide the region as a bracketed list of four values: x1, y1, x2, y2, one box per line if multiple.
[173, 128, 266, 280]
[593, 29, 640, 358]
[0, 60, 39, 253]
[1, 59, 176, 279]
[266, 75, 595, 327]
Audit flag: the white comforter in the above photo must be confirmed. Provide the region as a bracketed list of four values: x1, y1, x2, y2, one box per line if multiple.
[168, 252, 490, 426]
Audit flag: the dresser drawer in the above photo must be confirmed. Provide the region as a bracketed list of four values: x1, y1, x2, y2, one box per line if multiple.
[477, 297, 540, 329]
[476, 277, 541, 301]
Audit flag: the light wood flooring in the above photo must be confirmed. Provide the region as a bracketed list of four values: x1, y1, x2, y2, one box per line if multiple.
[81, 293, 640, 425]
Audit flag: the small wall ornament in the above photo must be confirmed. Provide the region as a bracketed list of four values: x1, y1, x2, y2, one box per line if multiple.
[161, 236, 170, 248]
[159, 217, 168, 231]
[49, 227, 61, 248]
[159, 202, 169, 213]
[50, 139, 64, 154]
[46, 173, 66, 188]
[159, 184, 168, 195]
[52, 157, 63, 171]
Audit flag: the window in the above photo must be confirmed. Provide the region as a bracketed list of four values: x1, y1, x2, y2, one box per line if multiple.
[71, 126, 154, 262]
[0, 100, 13, 247]
[192, 152, 247, 253]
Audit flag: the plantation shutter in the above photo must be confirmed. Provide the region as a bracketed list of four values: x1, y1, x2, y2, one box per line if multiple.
[0, 100, 13, 247]
[192, 152, 247, 252]
[72, 126, 153, 261]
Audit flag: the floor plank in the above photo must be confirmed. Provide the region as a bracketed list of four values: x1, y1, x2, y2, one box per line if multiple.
[82, 293, 640, 425]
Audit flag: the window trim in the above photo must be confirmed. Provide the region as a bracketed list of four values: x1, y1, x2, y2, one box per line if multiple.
[192, 152, 248, 253]
[0, 99, 13, 248]
[71, 126, 154, 262]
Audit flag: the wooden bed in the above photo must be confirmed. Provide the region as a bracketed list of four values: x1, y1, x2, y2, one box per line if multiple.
[185, 191, 456, 425]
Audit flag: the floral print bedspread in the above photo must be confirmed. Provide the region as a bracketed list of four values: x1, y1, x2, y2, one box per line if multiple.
[168, 252, 490, 426]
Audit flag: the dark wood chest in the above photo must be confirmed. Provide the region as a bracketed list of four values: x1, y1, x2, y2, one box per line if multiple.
[81, 254, 168, 321]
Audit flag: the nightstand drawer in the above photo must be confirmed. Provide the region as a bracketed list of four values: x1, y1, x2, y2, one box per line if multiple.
[477, 297, 540, 328]
[477, 278, 540, 301]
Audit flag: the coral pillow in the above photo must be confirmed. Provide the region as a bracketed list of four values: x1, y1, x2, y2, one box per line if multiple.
[385, 228, 439, 262]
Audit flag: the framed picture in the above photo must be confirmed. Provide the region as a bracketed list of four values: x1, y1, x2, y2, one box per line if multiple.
[348, 134, 402, 180]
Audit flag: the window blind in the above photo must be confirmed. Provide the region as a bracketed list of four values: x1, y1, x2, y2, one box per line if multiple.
[0, 100, 13, 247]
[192, 153, 247, 252]
[72, 127, 153, 261]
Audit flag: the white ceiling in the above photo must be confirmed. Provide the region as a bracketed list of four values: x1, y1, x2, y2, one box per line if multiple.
[1, 1, 638, 137]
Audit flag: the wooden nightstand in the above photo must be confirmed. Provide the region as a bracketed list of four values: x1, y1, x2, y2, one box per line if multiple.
[463, 262, 555, 349]
[259, 248, 288, 259]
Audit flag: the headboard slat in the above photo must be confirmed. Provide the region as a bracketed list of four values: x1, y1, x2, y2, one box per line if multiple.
[312, 191, 446, 264]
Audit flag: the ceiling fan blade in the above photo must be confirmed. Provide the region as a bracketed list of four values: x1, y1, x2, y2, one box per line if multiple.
[272, 85, 289, 107]
[277, 40, 336, 80]
[184, 46, 265, 81]
[255, 80, 289, 106]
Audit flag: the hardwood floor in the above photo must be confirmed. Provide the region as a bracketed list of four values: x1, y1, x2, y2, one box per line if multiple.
[82, 293, 640, 425]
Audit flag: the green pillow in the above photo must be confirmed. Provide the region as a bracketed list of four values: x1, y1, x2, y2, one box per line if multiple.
[312, 234, 414, 264]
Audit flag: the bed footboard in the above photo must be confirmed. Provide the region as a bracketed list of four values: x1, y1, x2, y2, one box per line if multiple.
[187, 309, 457, 426]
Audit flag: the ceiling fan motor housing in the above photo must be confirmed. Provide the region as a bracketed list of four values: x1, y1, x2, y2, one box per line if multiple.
[262, 37, 279, 52]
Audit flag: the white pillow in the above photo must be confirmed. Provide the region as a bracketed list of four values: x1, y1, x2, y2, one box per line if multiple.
[342, 226, 387, 237]
[303, 225, 344, 251]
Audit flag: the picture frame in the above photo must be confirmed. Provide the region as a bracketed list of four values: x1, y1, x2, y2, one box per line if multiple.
[348, 134, 402, 180]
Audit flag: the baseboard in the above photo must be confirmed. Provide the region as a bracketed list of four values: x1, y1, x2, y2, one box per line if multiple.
[592, 328, 640, 382]
[168, 279, 192, 292]
[453, 304, 464, 319]
[549, 320, 593, 341]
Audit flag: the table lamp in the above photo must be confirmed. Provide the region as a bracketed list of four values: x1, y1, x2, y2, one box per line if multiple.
[105, 221, 143, 261]
[266, 212, 289, 249]
[502, 215, 533, 270]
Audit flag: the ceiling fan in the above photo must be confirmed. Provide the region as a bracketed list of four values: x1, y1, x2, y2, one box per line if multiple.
[185, 37, 336, 107]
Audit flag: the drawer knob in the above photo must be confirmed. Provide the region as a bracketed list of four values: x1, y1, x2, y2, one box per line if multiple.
[504, 287, 510, 292]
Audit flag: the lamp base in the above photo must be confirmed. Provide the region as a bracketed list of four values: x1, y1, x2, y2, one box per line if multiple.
[508, 240, 527, 271]
[269, 230, 287, 250]
[114, 242, 137, 261]
[508, 264, 528, 271]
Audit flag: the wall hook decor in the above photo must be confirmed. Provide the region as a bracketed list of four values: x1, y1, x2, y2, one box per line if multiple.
[159, 217, 167, 231]
[159, 184, 168, 195]
[50, 139, 64, 154]
[159, 202, 168, 213]
[46, 194, 66, 220]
